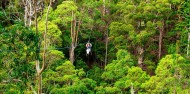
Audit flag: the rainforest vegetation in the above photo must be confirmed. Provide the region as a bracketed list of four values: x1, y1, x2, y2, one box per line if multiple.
[0, 0, 190, 94]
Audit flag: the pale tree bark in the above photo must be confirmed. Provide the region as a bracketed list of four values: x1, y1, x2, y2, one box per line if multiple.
[69, 10, 81, 64]
[29, 0, 32, 26]
[187, 33, 190, 56]
[23, 0, 43, 26]
[137, 46, 144, 68]
[24, 0, 28, 26]
[131, 83, 135, 94]
[23, 0, 34, 26]
[34, 0, 38, 35]
[35, 0, 52, 94]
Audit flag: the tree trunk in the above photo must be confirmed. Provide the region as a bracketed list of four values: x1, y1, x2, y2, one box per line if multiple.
[69, 10, 80, 64]
[35, 0, 52, 93]
[187, 33, 190, 56]
[70, 10, 75, 64]
[105, 29, 108, 66]
[24, 0, 33, 26]
[69, 43, 75, 64]
[158, 25, 164, 59]
[29, 0, 32, 26]
[24, 0, 44, 26]
[37, 73, 42, 94]
[138, 55, 143, 68]
[103, 0, 108, 66]
[36, 60, 42, 94]
[131, 83, 135, 94]
[24, 0, 28, 26]
[137, 47, 144, 68]
[103, 0, 106, 16]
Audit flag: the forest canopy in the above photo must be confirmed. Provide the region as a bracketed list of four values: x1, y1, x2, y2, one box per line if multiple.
[0, 0, 190, 94]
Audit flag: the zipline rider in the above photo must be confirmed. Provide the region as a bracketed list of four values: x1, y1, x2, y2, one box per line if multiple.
[86, 41, 92, 55]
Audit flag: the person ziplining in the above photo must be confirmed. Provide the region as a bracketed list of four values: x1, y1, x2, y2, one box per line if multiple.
[86, 41, 92, 55]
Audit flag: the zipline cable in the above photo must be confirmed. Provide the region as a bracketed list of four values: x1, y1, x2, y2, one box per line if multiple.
[88, 30, 92, 42]
[0, 43, 86, 52]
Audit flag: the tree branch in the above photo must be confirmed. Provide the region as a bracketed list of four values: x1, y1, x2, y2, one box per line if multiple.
[40, 0, 52, 74]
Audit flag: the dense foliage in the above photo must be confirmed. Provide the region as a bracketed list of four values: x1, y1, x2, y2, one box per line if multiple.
[0, 0, 190, 93]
